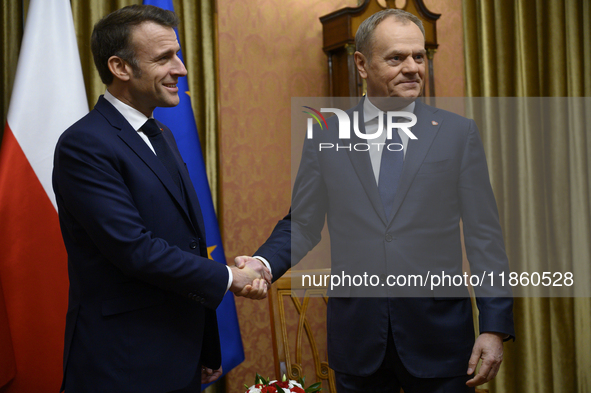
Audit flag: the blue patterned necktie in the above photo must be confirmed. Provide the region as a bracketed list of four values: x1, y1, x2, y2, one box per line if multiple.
[377, 116, 404, 220]
[141, 119, 181, 189]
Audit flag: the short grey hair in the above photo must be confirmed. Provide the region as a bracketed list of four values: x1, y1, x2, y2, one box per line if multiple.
[355, 9, 425, 60]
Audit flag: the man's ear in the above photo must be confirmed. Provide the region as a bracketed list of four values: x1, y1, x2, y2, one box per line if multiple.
[107, 56, 131, 82]
[354, 51, 368, 79]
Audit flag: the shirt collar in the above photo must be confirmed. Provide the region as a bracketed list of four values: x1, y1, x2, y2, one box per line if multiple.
[103, 89, 153, 131]
[363, 96, 416, 123]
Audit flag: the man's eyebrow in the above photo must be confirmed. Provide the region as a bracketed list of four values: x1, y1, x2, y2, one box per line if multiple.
[389, 50, 408, 56]
[153, 47, 180, 59]
[386, 48, 426, 56]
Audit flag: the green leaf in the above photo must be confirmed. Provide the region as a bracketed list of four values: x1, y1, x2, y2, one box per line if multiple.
[244, 384, 250, 389]
[273, 383, 285, 392]
[255, 373, 265, 385]
[305, 382, 322, 393]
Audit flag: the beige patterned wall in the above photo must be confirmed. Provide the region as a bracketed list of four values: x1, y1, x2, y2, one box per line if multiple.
[423, 0, 465, 97]
[217, 0, 464, 391]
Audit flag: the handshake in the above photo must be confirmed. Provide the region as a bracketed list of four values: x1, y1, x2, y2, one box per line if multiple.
[229, 256, 272, 300]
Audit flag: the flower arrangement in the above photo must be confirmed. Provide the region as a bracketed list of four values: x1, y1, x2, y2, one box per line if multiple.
[244, 373, 322, 393]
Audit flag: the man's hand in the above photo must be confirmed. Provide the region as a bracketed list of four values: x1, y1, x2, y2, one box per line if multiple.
[466, 332, 505, 387]
[229, 265, 268, 300]
[230, 256, 272, 300]
[234, 256, 272, 285]
[201, 366, 222, 384]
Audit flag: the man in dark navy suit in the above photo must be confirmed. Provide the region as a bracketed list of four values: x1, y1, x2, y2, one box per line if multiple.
[237, 8, 514, 393]
[53, 5, 269, 392]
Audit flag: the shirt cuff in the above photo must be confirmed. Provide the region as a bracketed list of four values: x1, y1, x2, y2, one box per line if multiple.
[253, 256, 272, 276]
[225, 265, 233, 293]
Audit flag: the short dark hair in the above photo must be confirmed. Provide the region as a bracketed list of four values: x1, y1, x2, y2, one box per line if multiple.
[91, 5, 179, 85]
[355, 9, 425, 61]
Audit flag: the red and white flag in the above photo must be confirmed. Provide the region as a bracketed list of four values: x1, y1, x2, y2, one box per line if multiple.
[0, 0, 87, 390]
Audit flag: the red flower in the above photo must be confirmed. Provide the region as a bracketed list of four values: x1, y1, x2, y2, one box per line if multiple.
[291, 387, 305, 393]
[258, 381, 293, 393]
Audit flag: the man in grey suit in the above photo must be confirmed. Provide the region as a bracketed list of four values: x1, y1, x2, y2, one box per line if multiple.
[238, 8, 514, 393]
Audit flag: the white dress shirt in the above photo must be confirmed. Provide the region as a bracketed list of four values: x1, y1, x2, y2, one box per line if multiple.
[363, 97, 415, 183]
[103, 89, 156, 153]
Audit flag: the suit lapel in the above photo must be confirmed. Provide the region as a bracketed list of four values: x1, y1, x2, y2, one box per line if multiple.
[387, 99, 443, 226]
[345, 97, 389, 225]
[162, 128, 207, 242]
[94, 97, 199, 234]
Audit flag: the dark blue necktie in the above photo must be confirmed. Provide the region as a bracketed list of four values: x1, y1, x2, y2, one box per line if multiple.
[378, 116, 404, 220]
[141, 119, 181, 189]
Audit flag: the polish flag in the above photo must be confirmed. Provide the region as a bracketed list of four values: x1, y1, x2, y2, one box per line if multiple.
[0, 0, 88, 391]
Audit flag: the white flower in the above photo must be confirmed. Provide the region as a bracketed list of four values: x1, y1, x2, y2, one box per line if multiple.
[245, 377, 306, 393]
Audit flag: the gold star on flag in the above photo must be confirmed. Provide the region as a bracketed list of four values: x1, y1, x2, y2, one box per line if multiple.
[207, 245, 217, 260]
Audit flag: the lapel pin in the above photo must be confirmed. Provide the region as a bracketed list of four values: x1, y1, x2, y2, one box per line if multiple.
[432, 121, 438, 126]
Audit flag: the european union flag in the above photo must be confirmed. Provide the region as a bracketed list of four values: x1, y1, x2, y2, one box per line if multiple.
[143, 0, 245, 387]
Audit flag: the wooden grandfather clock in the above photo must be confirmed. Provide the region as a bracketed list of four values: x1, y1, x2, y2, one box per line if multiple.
[320, 0, 440, 97]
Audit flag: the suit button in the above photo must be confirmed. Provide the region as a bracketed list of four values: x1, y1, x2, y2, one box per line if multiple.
[385, 233, 393, 242]
[189, 240, 198, 249]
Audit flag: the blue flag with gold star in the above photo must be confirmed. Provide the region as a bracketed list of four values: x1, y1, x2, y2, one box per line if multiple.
[143, 0, 245, 386]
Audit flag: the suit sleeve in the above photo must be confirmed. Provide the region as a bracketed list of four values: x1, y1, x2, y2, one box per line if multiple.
[255, 132, 329, 281]
[53, 127, 228, 310]
[458, 119, 515, 339]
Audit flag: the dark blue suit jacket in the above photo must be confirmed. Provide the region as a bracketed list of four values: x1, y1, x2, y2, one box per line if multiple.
[256, 98, 514, 378]
[53, 96, 229, 392]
